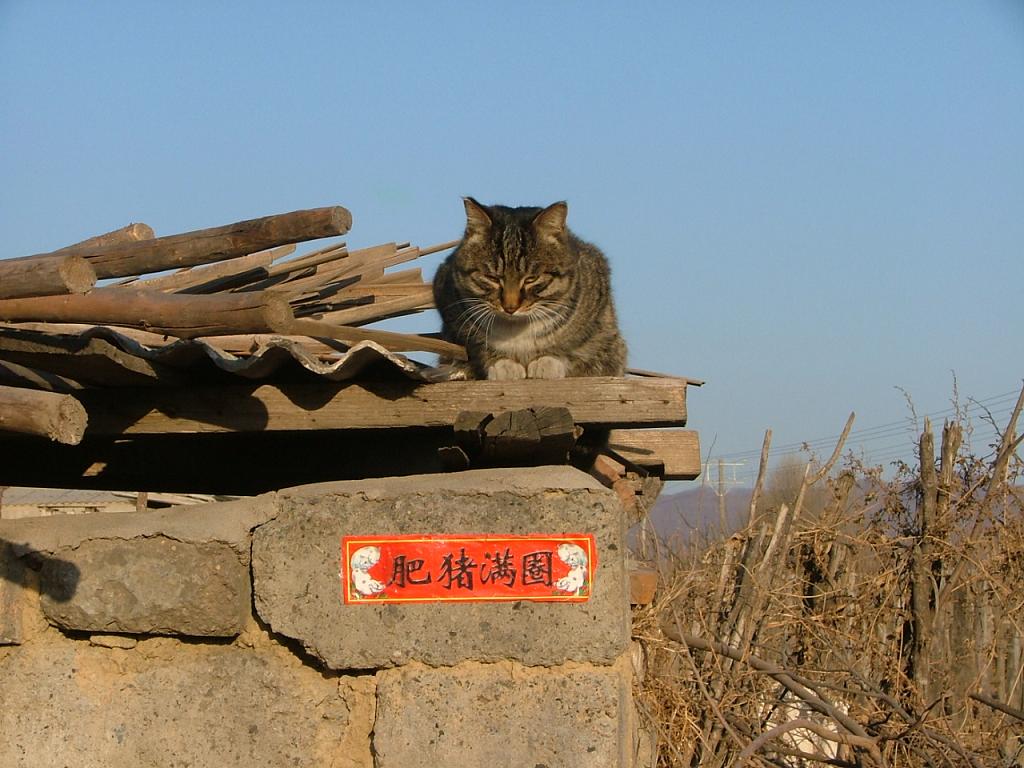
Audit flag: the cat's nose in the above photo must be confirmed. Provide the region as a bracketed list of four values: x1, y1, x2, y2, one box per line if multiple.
[501, 292, 522, 313]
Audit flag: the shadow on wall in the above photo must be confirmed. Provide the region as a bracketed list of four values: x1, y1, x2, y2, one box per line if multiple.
[1, 539, 80, 602]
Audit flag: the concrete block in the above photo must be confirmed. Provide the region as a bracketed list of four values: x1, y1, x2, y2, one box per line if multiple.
[252, 467, 629, 669]
[0, 640, 362, 768]
[373, 661, 635, 768]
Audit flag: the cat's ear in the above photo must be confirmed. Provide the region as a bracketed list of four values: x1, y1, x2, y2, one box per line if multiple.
[532, 201, 568, 240]
[463, 197, 492, 237]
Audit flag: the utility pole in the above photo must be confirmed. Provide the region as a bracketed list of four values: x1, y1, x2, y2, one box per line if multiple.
[703, 459, 746, 535]
[718, 459, 727, 534]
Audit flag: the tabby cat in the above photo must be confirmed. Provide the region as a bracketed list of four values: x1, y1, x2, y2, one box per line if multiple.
[433, 197, 626, 381]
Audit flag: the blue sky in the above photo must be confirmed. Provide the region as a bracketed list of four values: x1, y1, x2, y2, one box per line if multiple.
[2, 1, 1022, 482]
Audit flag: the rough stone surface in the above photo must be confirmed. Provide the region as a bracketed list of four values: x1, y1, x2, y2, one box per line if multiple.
[0, 496, 277, 638]
[253, 467, 629, 668]
[373, 661, 635, 767]
[0, 638, 365, 768]
[40, 536, 250, 636]
[0, 541, 27, 644]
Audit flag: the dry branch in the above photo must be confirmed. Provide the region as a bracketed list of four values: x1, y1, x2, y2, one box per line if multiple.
[663, 628, 882, 762]
[968, 691, 1024, 722]
[0, 384, 87, 444]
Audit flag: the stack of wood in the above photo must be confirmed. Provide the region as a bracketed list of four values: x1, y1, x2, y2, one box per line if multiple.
[0, 206, 461, 445]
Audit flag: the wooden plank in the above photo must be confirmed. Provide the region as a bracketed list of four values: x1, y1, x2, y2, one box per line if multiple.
[0, 289, 294, 339]
[0, 384, 87, 445]
[133, 248, 286, 293]
[183, 244, 347, 294]
[310, 288, 434, 325]
[19, 206, 352, 279]
[0, 253, 96, 300]
[76, 376, 687, 436]
[607, 428, 701, 480]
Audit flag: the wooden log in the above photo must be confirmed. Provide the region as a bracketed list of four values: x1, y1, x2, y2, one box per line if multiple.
[23, 206, 352, 279]
[54, 222, 155, 252]
[0, 289, 294, 339]
[0, 253, 97, 300]
[0, 384, 87, 445]
[451, 407, 578, 467]
[76, 376, 688, 436]
[606, 428, 702, 480]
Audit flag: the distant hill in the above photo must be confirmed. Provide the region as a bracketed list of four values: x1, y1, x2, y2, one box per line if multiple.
[648, 485, 754, 542]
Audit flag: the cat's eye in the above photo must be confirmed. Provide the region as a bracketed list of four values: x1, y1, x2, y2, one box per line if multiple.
[469, 270, 500, 286]
[523, 272, 555, 288]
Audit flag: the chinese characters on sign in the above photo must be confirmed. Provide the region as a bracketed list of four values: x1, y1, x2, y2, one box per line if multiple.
[341, 534, 597, 604]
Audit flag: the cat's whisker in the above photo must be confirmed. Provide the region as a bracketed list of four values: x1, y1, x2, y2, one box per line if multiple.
[455, 304, 492, 341]
[466, 311, 494, 341]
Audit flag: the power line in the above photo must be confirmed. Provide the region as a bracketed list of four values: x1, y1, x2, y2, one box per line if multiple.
[705, 387, 1021, 482]
[713, 390, 1020, 462]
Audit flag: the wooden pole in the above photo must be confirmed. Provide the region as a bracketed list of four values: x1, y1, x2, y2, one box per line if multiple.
[1, 222, 156, 299]
[0, 384, 87, 444]
[19, 206, 352, 279]
[0, 253, 97, 300]
[53, 222, 155, 252]
[0, 288, 295, 339]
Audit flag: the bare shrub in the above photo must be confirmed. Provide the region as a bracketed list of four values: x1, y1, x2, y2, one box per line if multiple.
[634, 386, 1024, 767]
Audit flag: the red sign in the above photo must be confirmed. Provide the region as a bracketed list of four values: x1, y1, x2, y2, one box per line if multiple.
[341, 533, 596, 604]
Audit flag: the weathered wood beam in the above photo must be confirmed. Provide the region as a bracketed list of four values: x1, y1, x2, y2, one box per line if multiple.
[0, 254, 97, 300]
[0, 289, 294, 339]
[0, 384, 87, 445]
[607, 428, 702, 480]
[20, 206, 352, 279]
[76, 376, 687, 436]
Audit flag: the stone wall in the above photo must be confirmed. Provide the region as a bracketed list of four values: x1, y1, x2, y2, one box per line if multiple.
[0, 467, 642, 767]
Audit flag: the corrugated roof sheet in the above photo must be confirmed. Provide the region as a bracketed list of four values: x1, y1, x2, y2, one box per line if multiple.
[0, 325, 434, 388]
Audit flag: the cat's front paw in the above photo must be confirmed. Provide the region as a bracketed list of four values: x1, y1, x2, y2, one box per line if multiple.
[527, 356, 568, 379]
[487, 359, 527, 381]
